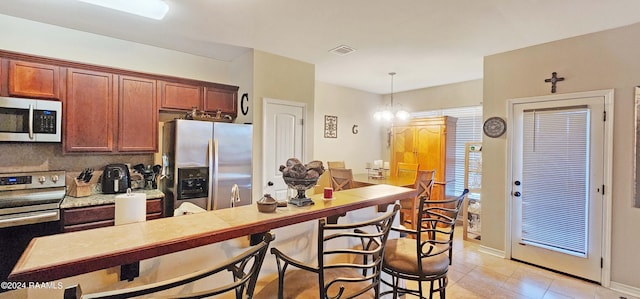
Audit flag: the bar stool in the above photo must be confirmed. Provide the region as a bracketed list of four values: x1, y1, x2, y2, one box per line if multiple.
[255, 204, 400, 299]
[381, 190, 468, 299]
[63, 233, 274, 299]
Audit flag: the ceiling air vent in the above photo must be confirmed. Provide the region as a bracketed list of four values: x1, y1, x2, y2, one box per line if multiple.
[329, 45, 356, 56]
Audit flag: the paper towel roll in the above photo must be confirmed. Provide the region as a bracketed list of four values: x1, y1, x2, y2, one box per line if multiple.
[115, 192, 146, 226]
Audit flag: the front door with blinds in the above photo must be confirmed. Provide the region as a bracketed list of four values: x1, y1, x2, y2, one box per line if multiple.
[510, 95, 605, 283]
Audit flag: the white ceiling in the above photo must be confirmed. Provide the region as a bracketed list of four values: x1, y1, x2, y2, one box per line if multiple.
[2, 0, 640, 94]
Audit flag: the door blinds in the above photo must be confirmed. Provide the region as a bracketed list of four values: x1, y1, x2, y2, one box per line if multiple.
[520, 106, 589, 256]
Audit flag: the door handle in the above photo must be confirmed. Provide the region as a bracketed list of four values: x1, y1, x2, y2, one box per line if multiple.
[513, 191, 521, 197]
[28, 104, 34, 139]
[267, 181, 274, 186]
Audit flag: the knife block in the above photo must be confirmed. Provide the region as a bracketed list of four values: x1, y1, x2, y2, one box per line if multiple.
[67, 173, 95, 197]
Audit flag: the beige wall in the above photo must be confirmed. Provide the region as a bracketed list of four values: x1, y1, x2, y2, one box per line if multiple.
[313, 81, 384, 173]
[484, 21, 640, 289]
[251, 50, 315, 198]
[230, 50, 255, 125]
[391, 79, 484, 111]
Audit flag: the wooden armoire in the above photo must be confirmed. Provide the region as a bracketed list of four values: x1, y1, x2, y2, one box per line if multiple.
[390, 116, 457, 200]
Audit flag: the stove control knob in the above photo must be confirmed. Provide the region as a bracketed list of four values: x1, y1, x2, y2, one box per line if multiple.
[51, 175, 59, 183]
[39, 176, 47, 184]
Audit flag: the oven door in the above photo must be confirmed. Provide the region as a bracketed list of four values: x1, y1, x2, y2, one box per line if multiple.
[0, 217, 61, 288]
[0, 209, 60, 229]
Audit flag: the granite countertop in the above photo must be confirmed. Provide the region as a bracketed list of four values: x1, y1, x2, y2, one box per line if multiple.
[61, 188, 165, 209]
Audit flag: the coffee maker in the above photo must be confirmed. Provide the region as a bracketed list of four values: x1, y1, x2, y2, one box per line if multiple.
[133, 164, 162, 190]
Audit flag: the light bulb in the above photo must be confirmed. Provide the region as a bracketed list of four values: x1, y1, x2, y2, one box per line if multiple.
[395, 110, 410, 120]
[381, 110, 394, 122]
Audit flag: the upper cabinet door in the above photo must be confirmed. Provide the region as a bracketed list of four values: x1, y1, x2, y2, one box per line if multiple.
[203, 87, 237, 117]
[118, 76, 157, 152]
[64, 68, 116, 152]
[158, 81, 202, 111]
[9, 60, 60, 99]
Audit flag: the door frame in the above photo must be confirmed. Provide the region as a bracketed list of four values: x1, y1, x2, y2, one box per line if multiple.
[262, 97, 307, 196]
[505, 89, 614, 286]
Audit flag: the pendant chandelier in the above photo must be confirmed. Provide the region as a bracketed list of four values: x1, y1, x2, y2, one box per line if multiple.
[374, 72, 410, 122]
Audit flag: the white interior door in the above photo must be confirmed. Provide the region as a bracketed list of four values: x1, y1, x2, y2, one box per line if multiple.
[263, 98, 305, 200]
[510, 95, 606, 283]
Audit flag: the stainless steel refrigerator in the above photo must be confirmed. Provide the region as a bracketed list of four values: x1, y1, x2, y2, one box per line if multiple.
[161, 119, 252, 216]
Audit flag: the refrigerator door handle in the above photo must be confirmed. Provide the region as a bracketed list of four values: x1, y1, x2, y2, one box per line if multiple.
[207, 139, 213, 210]
[210, 138, 220, 210]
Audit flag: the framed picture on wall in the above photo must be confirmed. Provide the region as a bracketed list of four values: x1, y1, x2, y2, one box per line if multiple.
[324, 115, 337, 138]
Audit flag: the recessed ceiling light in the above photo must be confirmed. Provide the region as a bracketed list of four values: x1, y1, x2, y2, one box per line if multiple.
[78, 0, 169, 20]
[329, 45, 357, 56]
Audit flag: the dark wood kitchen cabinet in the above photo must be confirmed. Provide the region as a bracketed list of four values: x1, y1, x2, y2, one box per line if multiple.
[61, 199, 163, 232]
[159, 81, 238, 118]
[64, 68, 116, 152]
[118, 76, 157, 152]
[0, 50, 240, 153]
[7, 60, 60, 99]
[204, 86, 237, 118]
[64, 69, 158, 153]
[158, 80, 202, 111]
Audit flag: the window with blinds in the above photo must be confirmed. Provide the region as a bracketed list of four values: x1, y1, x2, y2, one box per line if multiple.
[411, 106, 483, 197]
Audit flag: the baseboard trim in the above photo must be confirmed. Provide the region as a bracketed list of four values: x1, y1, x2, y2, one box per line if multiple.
[609, 281, 640, 297]
[478, 245, 505, 258]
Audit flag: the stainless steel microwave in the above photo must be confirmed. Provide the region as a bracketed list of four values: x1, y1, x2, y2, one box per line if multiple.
[0, 97, 62, 142]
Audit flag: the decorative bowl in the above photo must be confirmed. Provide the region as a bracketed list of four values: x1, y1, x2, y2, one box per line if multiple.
[282, 177, 319, 207]
[282, 177, 319, 190]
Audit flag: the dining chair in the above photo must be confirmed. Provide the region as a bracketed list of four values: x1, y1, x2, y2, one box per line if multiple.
[395, 162, 419, 179]
[256, 204, 400, 299]
[329, 168, 354, 191]
[63, 232, 274, 299]
[399, 169, 435, 230]
[313, 161, 345, 194]
[381, 189, 468, 299]
[327, 161, 346, 169]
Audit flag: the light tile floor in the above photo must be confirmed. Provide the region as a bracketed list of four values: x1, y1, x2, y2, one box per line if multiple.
[402, 229, 638, 299]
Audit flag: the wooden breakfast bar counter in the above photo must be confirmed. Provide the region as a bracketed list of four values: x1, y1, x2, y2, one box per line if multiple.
[9, 184, 415, 283]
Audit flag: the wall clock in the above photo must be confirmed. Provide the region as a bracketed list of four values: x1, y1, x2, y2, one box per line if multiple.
[483, 116, 506, 138]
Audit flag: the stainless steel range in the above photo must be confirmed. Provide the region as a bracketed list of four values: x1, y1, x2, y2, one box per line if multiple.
[0, 170, 66, 286]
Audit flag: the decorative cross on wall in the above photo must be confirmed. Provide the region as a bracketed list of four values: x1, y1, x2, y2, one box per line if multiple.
[544, 72, 565, 93]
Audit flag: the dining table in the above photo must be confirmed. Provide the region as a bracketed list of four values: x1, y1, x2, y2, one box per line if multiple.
[352, 173, 416, 188]
[9, 184, 416, 283]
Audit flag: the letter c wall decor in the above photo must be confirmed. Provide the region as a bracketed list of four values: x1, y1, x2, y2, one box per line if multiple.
[241, 93, 249, 116]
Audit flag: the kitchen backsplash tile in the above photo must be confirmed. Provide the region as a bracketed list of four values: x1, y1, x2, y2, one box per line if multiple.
[0, 143, 153, 173]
